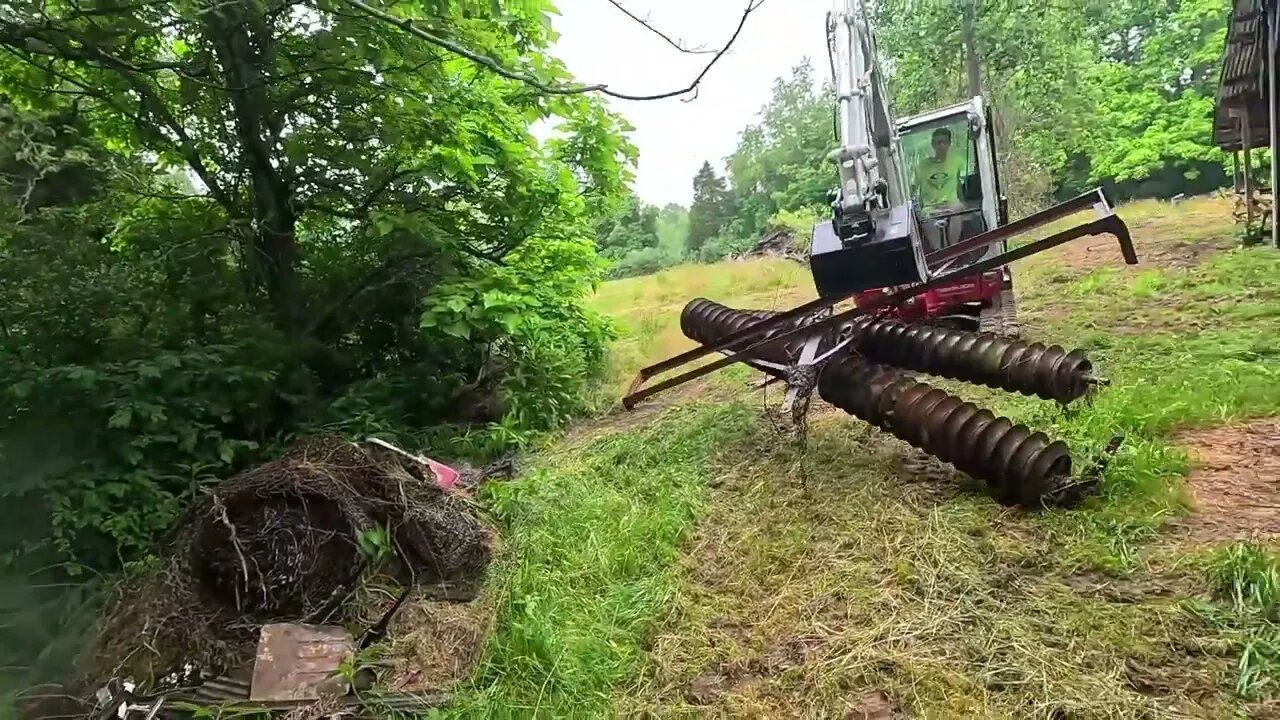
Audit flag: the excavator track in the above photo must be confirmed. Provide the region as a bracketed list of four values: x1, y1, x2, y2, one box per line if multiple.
[979, 287, 1020, 338]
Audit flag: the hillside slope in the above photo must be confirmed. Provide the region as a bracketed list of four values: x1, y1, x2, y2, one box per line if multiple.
[448, 196, 1279, 718]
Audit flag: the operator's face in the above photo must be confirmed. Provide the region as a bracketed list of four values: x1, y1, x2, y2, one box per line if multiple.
[932, 136, 950, 158]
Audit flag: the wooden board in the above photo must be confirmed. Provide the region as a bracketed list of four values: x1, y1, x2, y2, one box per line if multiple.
[249, 623, 353, 702]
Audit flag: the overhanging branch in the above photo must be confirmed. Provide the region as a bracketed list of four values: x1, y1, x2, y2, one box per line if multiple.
[602, 0, 715, 55]
[335, 0, 764, 101]
[0, 29, 235, 209]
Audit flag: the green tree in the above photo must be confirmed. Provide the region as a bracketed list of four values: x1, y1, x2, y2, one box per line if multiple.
[688, 161, 732, 251]
[655, 202, 690, 256]
[0, 0, 634, 566]
[595, 191, 661, 258]
[724, 59, 834, 238]
[591, 192, 690, 278]
[1076, 0, 1232, 197]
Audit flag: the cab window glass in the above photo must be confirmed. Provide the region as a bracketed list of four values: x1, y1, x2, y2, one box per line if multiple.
[900, 116, 978, 214]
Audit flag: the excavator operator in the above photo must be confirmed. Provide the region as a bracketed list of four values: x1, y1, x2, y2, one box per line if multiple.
[914, 126, 967, 250]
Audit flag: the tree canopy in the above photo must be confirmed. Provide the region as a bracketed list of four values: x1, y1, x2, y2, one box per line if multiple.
[0, 0, 636, 567]
[645, 0, 1236, 255]
[688, 160, 733, 253]
[723, 59, 833, 239]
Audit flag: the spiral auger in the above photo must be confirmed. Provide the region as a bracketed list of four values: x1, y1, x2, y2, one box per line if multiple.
[817, 356, 1092, 508]
[676, 297, 1115, 508]
[848, 318, 1099, 404]
[679, 298, 780, 350]
[679, 298, 1101, 405]
[680, 298, 837, 369]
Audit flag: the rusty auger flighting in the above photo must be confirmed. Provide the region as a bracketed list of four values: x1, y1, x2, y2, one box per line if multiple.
[677, 299, 1110, 507]
[620, 0, 1137, 509]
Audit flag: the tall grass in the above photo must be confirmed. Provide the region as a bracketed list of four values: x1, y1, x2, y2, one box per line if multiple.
[444, 401, 761, 717]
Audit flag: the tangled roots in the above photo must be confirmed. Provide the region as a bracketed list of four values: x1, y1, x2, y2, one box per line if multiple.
[192, 490, 361, 619]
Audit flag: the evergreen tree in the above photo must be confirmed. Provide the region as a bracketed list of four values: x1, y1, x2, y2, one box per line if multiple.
[688, 161, 732, 251]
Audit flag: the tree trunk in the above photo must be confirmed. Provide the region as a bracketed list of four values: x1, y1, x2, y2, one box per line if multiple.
[206, 0, 303, 336]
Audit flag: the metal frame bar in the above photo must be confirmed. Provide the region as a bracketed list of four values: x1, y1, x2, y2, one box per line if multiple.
[625, 187, 1116, 398]
[622, 199, 1136, 410]
[927, 188, 1112, 265]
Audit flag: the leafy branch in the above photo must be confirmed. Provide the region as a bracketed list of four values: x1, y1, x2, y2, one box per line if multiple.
[335, 0, 764, 101]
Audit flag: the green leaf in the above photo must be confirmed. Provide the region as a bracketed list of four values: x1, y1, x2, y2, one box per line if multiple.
[443, 321, 471, 339]
[108, 407, 133, 429]
[67, 367, 97, 385]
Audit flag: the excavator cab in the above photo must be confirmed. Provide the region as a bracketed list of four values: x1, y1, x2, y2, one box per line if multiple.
[808, 96, 1009, 300]
[897, 97, 1008, 266]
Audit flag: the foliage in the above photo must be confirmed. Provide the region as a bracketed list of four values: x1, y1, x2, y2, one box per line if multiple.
[767, 205, 824, 251]
[595, 192, 661, 259]
[592, 192, 689, 278]
[724, 60, 834, 239]
[607, 244, 681, 277]
[700, 0, 1235, 243]
[687, 160, 734, 252]
[655, 202, 691, 255]
[0, 0, 634, 568]
[1076, 0, 1232, 196]
[695, 233, 755, 262]
[1191, 542, 1279, 698]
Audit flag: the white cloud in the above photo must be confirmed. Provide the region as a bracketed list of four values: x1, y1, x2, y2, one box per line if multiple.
[548, 0, 834, 207]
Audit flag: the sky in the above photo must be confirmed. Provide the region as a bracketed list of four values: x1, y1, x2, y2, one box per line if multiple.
[546, 0, 835, 208]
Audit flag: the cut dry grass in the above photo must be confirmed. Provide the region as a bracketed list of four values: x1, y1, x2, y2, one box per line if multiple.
[455, 194, 1279, 718]
[588, 258, 814, 401]
[631, 418, 1243, 718]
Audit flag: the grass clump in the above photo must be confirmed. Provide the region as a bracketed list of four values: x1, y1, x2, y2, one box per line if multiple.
[1209, 543, 1280, 614]
[1186, 543, 1280, 699]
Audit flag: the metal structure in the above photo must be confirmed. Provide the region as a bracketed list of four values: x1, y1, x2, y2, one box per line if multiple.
[1214, 0, 1280, 247]
[813, 0, 1024, 334]
[621, 0, 1139, 509]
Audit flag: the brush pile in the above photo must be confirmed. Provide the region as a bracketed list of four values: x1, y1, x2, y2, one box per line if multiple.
[88, 435, 494, 683]
[746, 226, 807, 262]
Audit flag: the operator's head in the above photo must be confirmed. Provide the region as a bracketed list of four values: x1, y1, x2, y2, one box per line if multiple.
[931, 127, 952, 158]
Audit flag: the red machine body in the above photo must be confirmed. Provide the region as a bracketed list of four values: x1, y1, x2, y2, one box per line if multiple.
[852, 267, 1009, 330]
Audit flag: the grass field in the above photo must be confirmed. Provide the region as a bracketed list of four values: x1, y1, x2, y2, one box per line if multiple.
[448, 196, 1280, 718]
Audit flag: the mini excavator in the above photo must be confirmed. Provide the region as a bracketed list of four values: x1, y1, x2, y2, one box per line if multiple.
[621, 0, 1137, 509]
